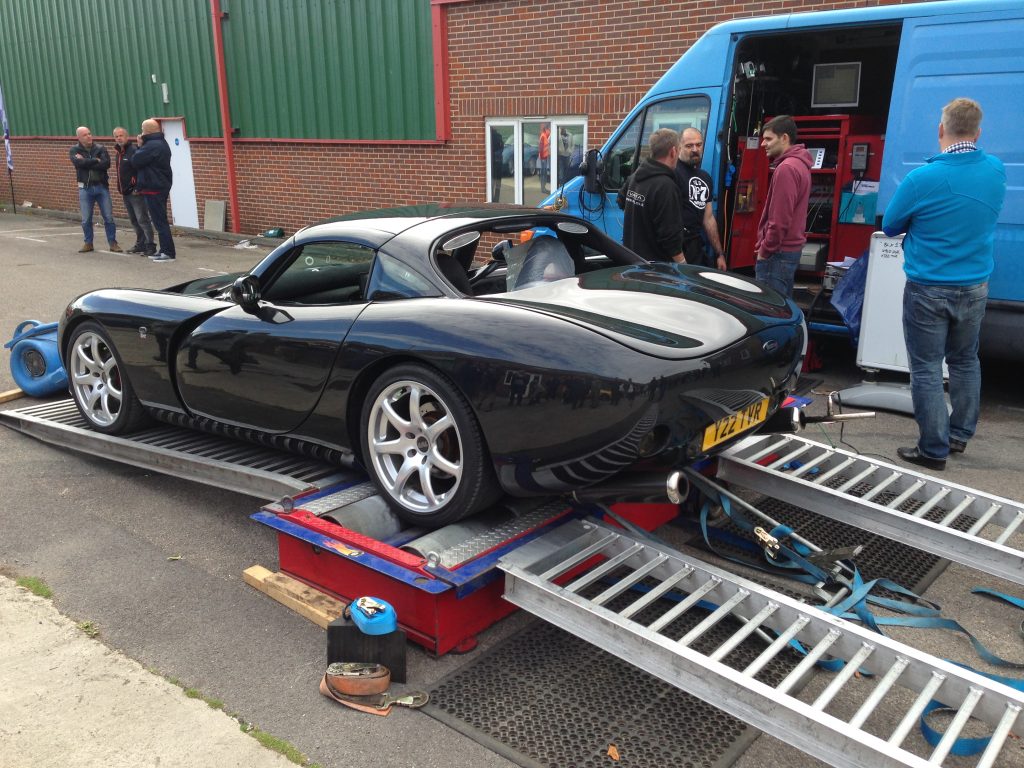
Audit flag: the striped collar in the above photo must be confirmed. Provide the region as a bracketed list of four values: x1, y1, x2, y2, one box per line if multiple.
[943, 141, 978, 154]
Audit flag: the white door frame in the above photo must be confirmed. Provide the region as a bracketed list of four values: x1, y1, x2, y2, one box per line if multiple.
[158, 118, 199, 229]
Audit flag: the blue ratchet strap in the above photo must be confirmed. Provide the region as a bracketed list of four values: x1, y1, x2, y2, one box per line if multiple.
[917, 590, 1024, 756]
[699, 499, 825, 585]
[973, 587, 1024, 638]
[919, 663, 1024, 757]
[699, 499, 847, 670]
[826, 570, 943, 635]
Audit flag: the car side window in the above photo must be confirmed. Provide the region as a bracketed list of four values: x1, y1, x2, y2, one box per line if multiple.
[263, 241, 375, 305]
[603, 96, 711, 191]
[368, 252, 442, 300]
[637, 97, 711, 166]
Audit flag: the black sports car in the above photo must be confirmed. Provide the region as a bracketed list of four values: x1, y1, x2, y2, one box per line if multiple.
[59, 204, 805, 527]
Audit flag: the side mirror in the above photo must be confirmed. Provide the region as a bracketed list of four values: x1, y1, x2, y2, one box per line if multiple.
[230, 275, 261, 307]
[579, 149, 602, 193]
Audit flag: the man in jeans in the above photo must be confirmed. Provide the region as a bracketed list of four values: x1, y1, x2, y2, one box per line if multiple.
[112, 126, 154, 255]
[882, 97, 1006, 471]
[754, 115, 812, 297]
[69, 126, 121, 253]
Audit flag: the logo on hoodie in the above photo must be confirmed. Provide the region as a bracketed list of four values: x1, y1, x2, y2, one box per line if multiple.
[625, 189, 646, 207]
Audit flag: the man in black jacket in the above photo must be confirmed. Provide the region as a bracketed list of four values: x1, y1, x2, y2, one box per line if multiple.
[675, 128, 726, 270]
[112, 126, 155, 255]
[616, 128, 684, 263]
[131, 118, 176, 262]
[69, 126, 121, 253]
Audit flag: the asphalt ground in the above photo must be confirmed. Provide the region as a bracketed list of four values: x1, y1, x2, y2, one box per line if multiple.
[1, 211, 1023, 767]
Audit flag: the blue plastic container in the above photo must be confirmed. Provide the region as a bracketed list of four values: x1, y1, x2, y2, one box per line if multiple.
[347, 596, 398, 635]
[5, 320, 68, 397]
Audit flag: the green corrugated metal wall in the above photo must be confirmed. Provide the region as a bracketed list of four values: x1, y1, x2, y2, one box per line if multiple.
[0, 0, 220, 136]
[0, 0, 435, 140]
[222, 0, 435, 139]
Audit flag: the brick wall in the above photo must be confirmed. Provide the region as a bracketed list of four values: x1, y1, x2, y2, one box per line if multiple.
[6, 0, 912, 237]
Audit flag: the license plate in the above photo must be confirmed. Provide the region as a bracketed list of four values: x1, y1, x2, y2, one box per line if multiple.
[701, 397, 770, 452]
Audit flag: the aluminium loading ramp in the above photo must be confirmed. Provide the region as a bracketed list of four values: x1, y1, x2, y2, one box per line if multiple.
[0, 398, 353, 500]
[499, 517, 1024, 768]
[716, 433, 1024, 588]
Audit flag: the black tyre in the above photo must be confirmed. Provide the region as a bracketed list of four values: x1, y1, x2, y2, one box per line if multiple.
[67, 321, 149, 434]
[361, 363, 499, 527]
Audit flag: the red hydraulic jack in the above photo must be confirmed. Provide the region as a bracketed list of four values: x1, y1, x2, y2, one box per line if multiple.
[252, 480, 678, 656]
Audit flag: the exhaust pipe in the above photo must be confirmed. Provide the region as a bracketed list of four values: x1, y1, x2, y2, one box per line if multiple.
[759, 406, 806, 435]
[572, 471, 690, 505]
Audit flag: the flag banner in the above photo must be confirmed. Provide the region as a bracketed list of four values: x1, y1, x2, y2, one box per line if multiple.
[0, 81, 12, 172]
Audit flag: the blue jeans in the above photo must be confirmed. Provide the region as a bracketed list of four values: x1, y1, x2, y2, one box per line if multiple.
[755, 250, 801, 298]
[78, 185, 117, 244]
[123, 193, 154, 249]
[143, 191, 175, 257]
[903, 280, 988, 459]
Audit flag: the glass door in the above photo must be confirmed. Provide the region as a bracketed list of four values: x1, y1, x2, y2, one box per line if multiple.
[551, 120, 586, 189]
[522, 120, 549, 207]
[487, 122, 516, 204]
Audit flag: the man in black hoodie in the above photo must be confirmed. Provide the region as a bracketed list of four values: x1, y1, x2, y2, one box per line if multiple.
[131, 118, 176, 262]
[616, 128, 685, 263]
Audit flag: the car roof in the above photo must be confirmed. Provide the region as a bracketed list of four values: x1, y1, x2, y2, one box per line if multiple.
[293, 203, 579, 248]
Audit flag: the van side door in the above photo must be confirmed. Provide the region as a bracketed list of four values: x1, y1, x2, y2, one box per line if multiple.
[882, 8, 1024, 302]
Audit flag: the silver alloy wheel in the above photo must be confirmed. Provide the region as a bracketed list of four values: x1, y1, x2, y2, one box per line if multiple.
[366, 378, 464, 515]
[69, 330, 124, 427]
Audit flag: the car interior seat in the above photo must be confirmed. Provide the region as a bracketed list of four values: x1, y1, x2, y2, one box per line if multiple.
[436, 230, 480, 295]
[513, 235, 574, 289]
[437, 253, 473, 294]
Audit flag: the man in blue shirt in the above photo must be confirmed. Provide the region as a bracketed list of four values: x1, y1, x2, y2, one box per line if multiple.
[882, 98, 1006, 471]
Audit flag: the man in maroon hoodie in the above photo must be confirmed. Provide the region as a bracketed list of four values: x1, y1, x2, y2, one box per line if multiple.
[754, 115, 812, 298]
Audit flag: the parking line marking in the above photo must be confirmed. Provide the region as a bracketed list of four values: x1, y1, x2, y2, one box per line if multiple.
[0, 226, 80, 235]
[15, 236, 48, 243]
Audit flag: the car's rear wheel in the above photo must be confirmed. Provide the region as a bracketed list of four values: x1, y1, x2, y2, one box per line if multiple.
[67, 321, 149, 435]
[361, 364, 499, 527]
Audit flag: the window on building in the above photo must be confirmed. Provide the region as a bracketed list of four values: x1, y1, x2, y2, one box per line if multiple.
[486, 117, 587, 206]
[601, 96, 710, 191]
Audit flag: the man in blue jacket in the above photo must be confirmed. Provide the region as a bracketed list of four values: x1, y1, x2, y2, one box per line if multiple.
[131, 118, 176, 262]
[882, 98, 1006, 471]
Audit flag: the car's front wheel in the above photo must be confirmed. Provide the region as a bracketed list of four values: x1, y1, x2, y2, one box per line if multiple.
[67, 321, 149, 435]
[361, 364, 499, 527]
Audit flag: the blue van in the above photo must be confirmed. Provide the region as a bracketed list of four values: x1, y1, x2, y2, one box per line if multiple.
[554, 0, 1023, 360]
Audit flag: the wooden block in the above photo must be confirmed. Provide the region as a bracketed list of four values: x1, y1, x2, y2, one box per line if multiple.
[243, 565, 344, 629]
[0, 388, 24, 403]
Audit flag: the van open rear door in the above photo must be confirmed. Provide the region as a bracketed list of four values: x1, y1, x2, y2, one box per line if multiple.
[882, 7, 1024, 304]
